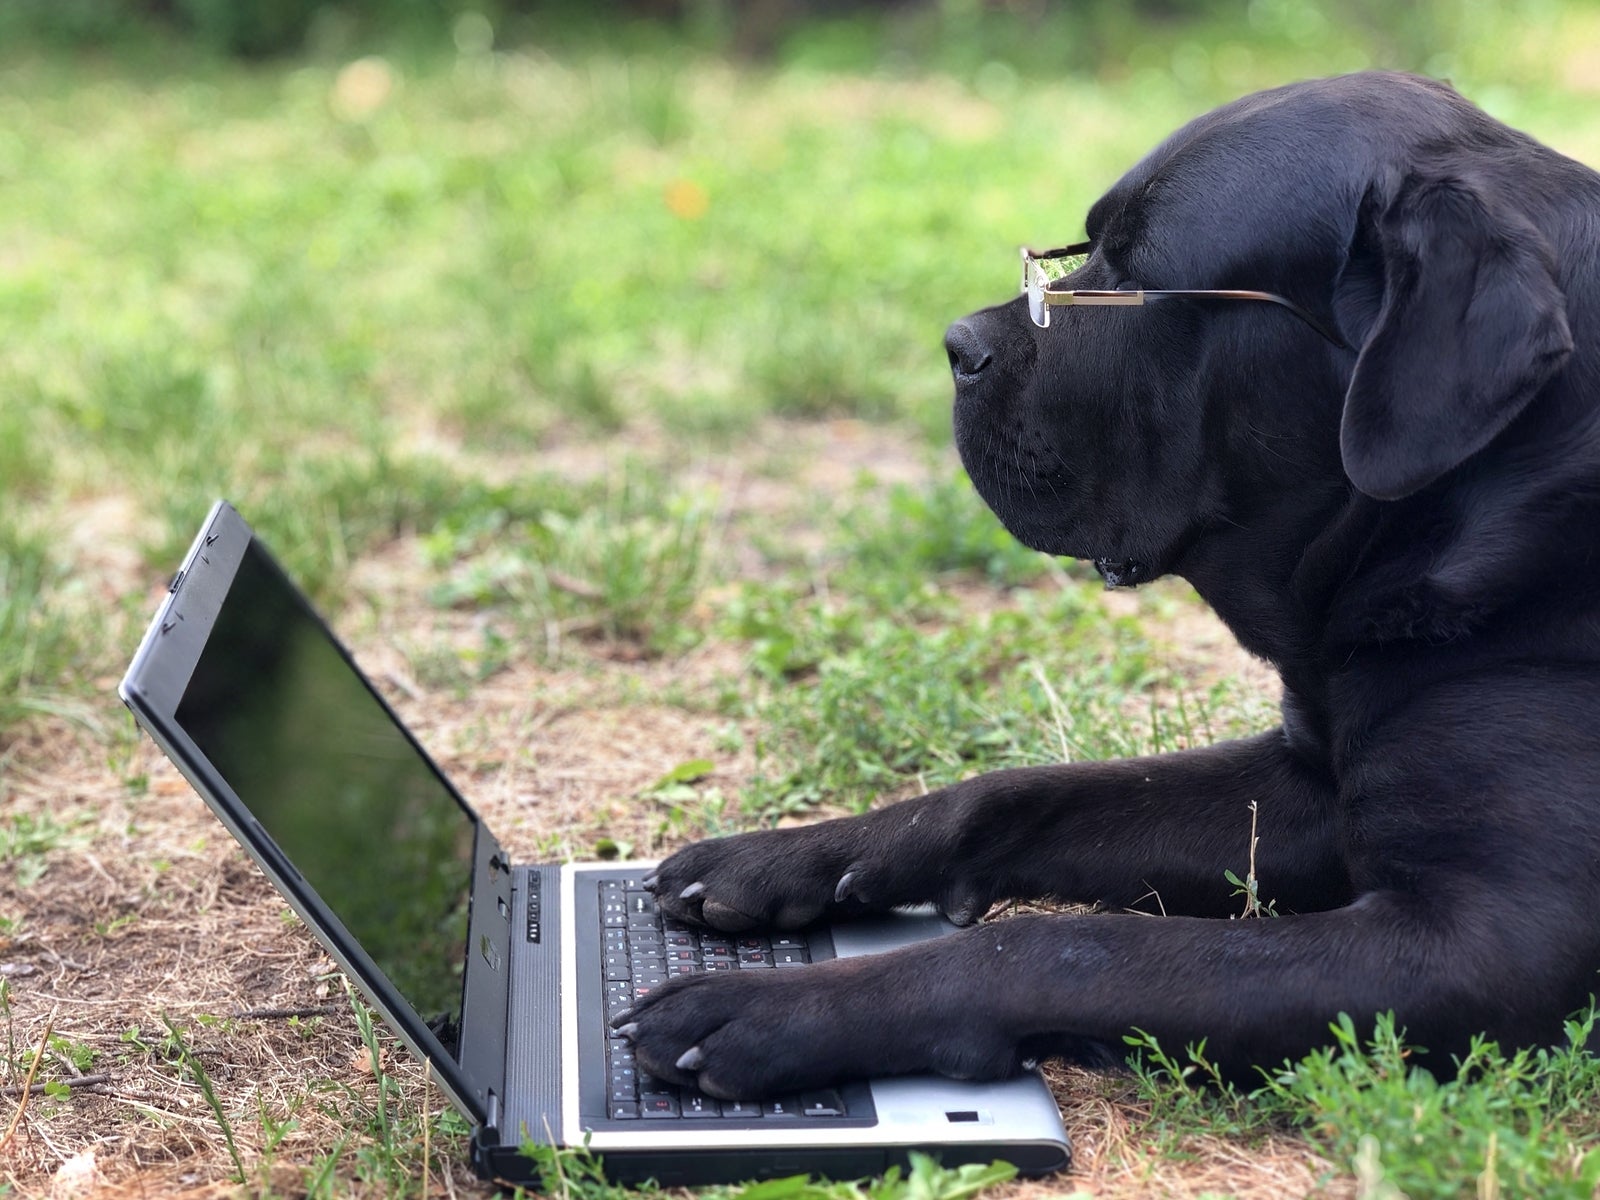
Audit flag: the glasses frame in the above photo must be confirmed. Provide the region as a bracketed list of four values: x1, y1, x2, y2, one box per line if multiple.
[1021, 242, 1350, 350]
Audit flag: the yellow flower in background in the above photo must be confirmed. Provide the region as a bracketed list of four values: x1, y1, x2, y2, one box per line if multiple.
[331, 57, 396, 123]
[664, 178, 709, 220]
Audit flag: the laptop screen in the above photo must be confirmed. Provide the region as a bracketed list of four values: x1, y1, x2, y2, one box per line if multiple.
[174, 539, 477, 1056]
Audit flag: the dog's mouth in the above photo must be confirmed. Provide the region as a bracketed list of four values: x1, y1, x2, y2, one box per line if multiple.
[1093, 558, 1148, 588]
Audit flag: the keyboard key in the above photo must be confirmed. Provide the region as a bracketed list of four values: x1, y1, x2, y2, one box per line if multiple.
[640, 1094, 680, 1118]
[721, 1099, 762, 1118]
[738, 951, 771, 967]
[610, 1101, 639, 1119]
[772, 948, 809, 966]
[800, 1091, 845, 1117]
[702, 960, 736, 972]
[681, 1091, 721, 1118]
[764, 1097, 802, 1117]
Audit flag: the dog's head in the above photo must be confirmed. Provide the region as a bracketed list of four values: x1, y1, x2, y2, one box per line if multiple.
[948, 73, 1583, 602]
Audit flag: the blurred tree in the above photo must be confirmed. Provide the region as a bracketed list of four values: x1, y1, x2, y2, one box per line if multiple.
[172, 0, 325, 55]
[0, 0, 1458, 67]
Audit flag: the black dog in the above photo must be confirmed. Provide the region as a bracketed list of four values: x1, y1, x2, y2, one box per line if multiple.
[619, 72, 1600, 1096]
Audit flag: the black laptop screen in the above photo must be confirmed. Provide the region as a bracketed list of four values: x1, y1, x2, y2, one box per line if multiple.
[175, 540, 476, 1056]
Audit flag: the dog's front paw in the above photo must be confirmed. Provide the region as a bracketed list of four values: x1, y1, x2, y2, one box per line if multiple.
[642, 826, 857, 931]
[614, 953, 1022, 1099]
[645, 812, 952, 931]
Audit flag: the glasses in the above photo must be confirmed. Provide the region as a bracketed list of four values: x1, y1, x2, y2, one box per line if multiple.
[1021, 242, 1349, 349]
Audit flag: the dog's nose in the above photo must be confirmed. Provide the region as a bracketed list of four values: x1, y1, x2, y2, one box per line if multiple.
[944, 320, 992, 382]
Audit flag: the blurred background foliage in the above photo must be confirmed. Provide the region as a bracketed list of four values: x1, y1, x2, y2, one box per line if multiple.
[2, 0, 1599, 729]
[0, 0, 1579, 81]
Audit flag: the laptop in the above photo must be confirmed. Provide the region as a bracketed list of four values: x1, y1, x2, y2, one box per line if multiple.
[118, 501, 1071, 1187]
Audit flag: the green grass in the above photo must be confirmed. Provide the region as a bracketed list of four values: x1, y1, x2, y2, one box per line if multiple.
[426, 467, 717, 656]
[1127, 1008, 1600, 1198]
[0, 519, 81, 730]
[721, 581, 1174, 817]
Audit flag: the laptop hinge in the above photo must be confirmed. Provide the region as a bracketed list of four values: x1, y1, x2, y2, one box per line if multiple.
[457, 825, 514, 1121]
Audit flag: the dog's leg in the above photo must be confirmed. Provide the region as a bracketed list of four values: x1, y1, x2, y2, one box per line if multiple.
[650, 730, 1347, 930]
[622, 886, 1532, 1098]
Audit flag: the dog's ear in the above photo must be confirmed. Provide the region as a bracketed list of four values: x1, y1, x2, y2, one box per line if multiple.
[1335, 171, 1573, 501]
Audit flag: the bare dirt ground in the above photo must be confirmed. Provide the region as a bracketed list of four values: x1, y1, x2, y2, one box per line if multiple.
[0, 423, 1341, 1199]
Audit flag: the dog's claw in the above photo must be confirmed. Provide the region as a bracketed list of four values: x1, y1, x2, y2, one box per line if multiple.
[941, 895, 980, 926]
[834, 871, 858, 904]
[676, 1045, 706, 1071]
[641, 873, 659, 892]
[613, 1022, 639, 1039]
[680, 881, 707, 901]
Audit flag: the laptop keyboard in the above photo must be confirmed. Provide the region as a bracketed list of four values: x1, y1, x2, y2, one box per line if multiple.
[600, 877, 846, 1120]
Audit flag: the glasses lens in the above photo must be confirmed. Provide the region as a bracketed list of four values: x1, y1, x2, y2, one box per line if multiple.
[1025, 260, 1048, 327]
[1022, 249, 1089, 328]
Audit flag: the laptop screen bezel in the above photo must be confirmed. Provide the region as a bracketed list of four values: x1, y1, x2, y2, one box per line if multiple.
[118, 500, 502, 1127]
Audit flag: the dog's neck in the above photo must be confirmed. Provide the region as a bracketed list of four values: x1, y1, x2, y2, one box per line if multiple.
[1176, 482, 1363, 674]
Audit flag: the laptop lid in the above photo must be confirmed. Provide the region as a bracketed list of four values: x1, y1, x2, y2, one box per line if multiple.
[119, 501, 514, 1126]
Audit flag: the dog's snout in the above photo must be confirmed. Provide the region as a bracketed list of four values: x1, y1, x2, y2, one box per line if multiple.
[944, 320, 993, 382]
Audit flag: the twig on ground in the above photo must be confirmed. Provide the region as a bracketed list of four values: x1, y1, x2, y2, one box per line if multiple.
[545, 569, 605, 600]
[1, 1073, 110, 1098]
[230, 1005, 341, 1021]
[0, 1016, 54, 1155]
[423, 1058, 433, 1200]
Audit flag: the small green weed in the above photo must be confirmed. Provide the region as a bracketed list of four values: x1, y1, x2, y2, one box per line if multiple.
[47, 1034, 95, 1074]
[431, 473, 718, 656]
[0, 811, 89, 888]
[834, 470, 1055, 593]
[161, 1012, 246, 1183]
